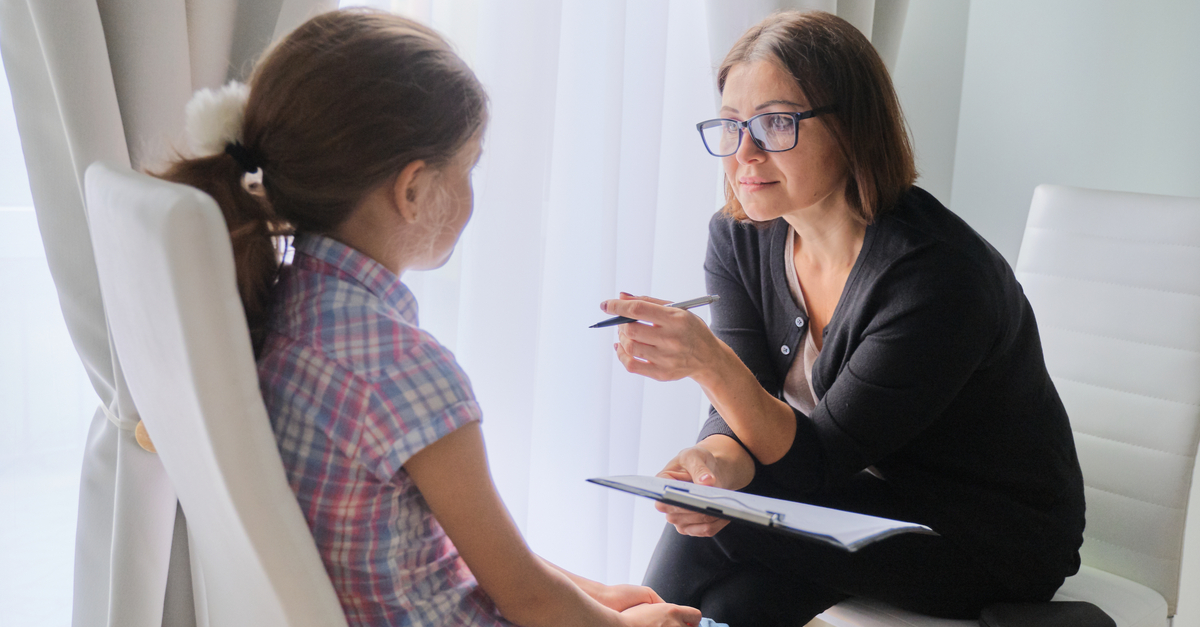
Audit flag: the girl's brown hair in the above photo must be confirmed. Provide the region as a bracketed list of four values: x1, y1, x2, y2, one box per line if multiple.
[157, 9, 487, 353]
[717, 10, 915, 224]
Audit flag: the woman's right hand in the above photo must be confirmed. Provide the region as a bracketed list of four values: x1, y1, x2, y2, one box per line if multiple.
[654, 436, 755, 537]
[619, 602, 702, 627]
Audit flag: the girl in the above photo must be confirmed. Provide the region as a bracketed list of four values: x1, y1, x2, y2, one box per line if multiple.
[159, 9, 701, 627]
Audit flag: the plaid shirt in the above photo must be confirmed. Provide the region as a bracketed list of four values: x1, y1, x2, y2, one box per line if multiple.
[259, 234, 510, 627]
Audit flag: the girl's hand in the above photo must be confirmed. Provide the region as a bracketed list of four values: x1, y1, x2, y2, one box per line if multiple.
[594, 584, 663, 612]
[619, 602, 703, 627]
[602, 293, 724, 384]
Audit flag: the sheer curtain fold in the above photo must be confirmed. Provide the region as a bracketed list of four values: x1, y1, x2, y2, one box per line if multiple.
[437, 0, 909, 585]
[435, 0, 719, 585]
[0, 1, 333, 625]
[456, 0, 566, 537]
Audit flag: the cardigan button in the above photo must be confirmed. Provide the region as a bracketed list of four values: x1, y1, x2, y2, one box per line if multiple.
[781, 345, 791, 356]
[795, 317, 804, 327]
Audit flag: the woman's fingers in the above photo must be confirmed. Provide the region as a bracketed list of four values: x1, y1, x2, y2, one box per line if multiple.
[614, 342, 662, 380]
[618, 292, 672, 306]
[618, 331, 667, 363]
[653, 501, 730, 536]
[677, 518, 730, 537]
[653, 449, 733, 536]
[601, 297, 676, 325]
[674, 447, 718, 486]
[615, 321, 701, 383]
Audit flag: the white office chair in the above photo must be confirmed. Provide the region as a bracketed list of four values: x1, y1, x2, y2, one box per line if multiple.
[815, 185, 1200, 627]
[84, 161, 349, 627]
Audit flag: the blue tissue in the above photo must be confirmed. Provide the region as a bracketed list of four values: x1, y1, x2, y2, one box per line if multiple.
[699, 619, 729, 627]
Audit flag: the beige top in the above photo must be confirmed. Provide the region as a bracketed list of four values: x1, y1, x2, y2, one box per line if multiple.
[782, 226, 821, 414]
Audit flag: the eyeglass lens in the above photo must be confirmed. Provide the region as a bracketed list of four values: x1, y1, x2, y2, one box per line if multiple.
[700, 113, 797, 156]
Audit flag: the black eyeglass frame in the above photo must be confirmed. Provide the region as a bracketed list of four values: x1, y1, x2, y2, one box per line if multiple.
[696, 105, 838, 157]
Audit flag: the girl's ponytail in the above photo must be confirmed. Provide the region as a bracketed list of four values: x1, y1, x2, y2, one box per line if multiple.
[156, 82, 292, 355]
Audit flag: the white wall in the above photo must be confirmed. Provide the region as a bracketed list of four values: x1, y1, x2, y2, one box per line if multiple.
[890, 0, 971, 207]
[907, 2, 1200, 623]
[949, 0, 1200, 263]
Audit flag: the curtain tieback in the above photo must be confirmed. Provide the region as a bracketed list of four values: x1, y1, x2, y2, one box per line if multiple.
[100, 400, 156, 453]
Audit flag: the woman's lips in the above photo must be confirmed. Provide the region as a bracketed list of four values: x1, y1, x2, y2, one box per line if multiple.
[739, 178, 778, 192]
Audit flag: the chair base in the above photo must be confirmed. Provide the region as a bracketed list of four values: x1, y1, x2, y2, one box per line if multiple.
[812, 566, 1168, 627]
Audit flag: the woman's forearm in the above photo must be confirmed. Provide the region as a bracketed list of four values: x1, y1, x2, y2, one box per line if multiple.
[694, 341, 798, 464]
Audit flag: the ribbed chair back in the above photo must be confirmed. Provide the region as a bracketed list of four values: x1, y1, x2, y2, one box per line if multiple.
[1014, 184, 1200, 617]
[85, 161, 348, 627]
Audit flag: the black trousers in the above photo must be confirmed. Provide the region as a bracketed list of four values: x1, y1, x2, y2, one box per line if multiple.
[642, 473, 1031, 627]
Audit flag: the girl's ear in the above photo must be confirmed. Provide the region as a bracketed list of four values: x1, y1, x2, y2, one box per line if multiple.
[392, 159, 427, 224]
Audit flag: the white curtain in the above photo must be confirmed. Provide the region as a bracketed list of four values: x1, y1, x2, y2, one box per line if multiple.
[380, 0, 909, 586]
[0, 1, 333, 625]
[391, 0, 722, 585]
[0, 0, 909, 623]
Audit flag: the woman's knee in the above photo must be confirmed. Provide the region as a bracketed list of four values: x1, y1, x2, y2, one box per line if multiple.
[699, 566, 845, 627]
[643, 525, 735, 605]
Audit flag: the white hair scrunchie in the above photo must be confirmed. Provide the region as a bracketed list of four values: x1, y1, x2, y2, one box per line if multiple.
[184, 81, 250, 157]
[183, 81, 266, 197]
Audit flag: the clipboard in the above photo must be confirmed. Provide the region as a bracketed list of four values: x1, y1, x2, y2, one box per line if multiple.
[588, 475, 937, 552]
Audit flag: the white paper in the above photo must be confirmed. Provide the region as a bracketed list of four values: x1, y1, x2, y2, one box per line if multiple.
[589, 475, 936, 552]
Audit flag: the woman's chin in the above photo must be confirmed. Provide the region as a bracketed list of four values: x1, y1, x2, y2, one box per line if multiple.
[741, 203, 781, 223]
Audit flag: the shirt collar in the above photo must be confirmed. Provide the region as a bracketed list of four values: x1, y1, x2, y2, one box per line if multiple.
[292, 233, 418, 325]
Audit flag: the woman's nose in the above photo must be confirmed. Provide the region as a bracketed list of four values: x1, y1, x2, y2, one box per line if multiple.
[735, 129, 765, 164]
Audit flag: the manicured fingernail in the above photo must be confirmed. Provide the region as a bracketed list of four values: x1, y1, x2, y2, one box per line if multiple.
[620, 291, 633, 298]
[698, 473, 712, 483]
[600, 300, 608, 312]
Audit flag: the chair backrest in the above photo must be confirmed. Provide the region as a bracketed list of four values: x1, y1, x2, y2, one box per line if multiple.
[1014, 184, 1200, 616]
[84, 161, 348, 627]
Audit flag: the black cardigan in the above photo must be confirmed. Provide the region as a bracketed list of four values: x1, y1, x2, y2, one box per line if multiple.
[698, 186, 1085, 597]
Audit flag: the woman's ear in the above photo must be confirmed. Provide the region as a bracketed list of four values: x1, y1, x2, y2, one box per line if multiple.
[392, 160, 427, 224]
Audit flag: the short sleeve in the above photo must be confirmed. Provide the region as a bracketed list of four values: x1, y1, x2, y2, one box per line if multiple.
[358, 339, 483, 482]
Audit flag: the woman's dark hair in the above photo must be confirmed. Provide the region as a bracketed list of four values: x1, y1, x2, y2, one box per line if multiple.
[717, 10, 915, 224]
[155, 9, 487, 353]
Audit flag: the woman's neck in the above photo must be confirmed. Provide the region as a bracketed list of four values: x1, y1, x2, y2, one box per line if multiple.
[782, 196, 865, 273]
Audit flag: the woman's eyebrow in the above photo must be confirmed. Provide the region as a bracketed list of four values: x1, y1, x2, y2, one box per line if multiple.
[755, 99, 806, 111]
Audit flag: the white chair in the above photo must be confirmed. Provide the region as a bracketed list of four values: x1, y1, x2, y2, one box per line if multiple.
[84, 161, 349, 627]
[815, 185, 1200, 627]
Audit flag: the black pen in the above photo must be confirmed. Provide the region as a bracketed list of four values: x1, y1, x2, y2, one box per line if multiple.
[590, 295, 720, 328]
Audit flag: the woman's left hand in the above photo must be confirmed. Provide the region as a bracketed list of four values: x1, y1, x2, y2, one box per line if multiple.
[602, 293, 722, 383]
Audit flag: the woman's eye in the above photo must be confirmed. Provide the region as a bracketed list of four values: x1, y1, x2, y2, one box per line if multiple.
[722, 121, 739, 134]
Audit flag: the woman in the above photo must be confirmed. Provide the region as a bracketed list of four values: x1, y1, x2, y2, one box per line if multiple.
[160, 10, 700, 627]
[601, 11, 1085, 625]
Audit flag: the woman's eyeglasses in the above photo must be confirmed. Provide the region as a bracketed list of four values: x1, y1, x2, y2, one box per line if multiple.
[696, 106, 836, 157]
